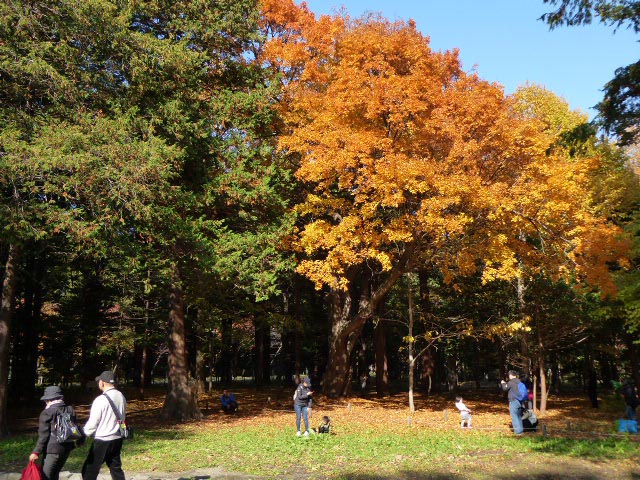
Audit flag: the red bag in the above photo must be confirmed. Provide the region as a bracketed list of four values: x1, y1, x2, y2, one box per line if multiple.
[20, 461, 42, 480]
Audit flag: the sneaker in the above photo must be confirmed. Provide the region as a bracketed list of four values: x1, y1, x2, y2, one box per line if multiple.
[303, 431, 309, 437]
[296, 431, 301, 437]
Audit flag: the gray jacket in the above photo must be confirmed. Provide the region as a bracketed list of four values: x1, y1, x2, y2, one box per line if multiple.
[501, 378, 521, 402]
[83, 388, 126, 441]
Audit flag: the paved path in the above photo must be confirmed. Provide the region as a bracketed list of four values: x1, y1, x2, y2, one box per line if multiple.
[0, 469, 265, 480]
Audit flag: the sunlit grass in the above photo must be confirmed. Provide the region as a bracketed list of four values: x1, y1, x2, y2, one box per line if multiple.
[2, 425, 637, 477]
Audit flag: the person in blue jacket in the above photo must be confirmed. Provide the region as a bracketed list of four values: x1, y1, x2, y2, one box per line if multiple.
[500, 370, 524, 435]
[220, 389, 238, 413]
[293, 377, 313, 436]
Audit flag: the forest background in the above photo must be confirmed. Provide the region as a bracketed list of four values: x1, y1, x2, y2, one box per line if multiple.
[1, 0, 640, 438]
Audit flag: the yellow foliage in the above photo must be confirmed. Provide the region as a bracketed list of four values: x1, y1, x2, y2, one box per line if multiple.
[488, 320, 532, 336]
[261, 0, 629, 292]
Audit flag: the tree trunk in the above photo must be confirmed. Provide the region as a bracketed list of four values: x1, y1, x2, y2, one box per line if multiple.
[418, 269, 438, 394]
[139, 291, 150, 398]
[263, 320, 271, 384]
[161, 266, 202, 421]
[10, 245, 43, 401]
[445, 352, 458, 392]
[538, 354, 548, 415]
[626, 334, 640, 387]
[140, 343, 148, 398]
[0, 244, 20, 437]
[80, 265, 103, 386]
[254, 316, 271, 386]
[550, 356, 561, 395]
[322, 289, 355, 397]
[254, 316, 265, 385]
[219, 316, 233, 384]
[516, 274, 532, 377]
[374, 319, 389, 397]
[195, 347, 206, 395]
[407, 274, 415, 413]
[536, 316, 548, 414]
[424, 348, 441, 394]
[322, 246, 416, 397]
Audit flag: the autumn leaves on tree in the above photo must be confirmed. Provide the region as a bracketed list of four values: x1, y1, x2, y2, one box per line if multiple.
[260, 0, 628, 396]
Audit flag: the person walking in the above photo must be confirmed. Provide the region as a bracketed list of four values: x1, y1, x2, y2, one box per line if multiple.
[293, 376, 313, 437]
[29, 386, 80, 480]
[500, 370, 524, 435]
[81, 370, 127, 480]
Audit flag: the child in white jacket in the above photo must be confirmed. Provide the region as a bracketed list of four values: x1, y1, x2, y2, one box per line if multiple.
[455, 396, 472, 429]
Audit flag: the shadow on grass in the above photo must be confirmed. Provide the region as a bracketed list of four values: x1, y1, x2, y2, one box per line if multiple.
[334, 467, 640, 479]
[527, 435, 639, 460]
[0, 428, 201, 472]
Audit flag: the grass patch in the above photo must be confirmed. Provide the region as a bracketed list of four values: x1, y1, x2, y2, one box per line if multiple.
[3, 390, 638, 477]
[3, 426, 637, 477]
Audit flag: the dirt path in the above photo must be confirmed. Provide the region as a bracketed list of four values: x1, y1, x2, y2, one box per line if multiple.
[1, 454, 638, 480]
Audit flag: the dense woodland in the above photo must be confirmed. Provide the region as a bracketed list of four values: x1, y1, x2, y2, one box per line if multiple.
[1, 0, 640, 436]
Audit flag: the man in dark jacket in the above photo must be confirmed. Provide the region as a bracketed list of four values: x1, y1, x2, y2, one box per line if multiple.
[293, 376, 313, 436]
[29, 386, 80, 480]
[500, 370, 524, 435]
[621, 378, 639, 420]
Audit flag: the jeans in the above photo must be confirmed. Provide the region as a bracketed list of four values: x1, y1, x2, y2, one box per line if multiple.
[509, 399, 524, 434]
[294, 404, 309, 432]
[82, 438, 125, 480]
[42, 450, 71, 480]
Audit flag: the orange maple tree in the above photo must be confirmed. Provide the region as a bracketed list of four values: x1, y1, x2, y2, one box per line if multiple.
[260, 0, 627, 396]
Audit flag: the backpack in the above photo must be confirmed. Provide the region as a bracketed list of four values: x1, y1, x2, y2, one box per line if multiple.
[52, 408, 83, 444]
[516, 381, 528, 402]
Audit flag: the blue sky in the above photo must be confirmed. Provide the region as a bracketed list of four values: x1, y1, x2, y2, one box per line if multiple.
[303, 0, 638, 119]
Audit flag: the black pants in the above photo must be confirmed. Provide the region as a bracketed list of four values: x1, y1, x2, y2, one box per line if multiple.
[42, 449, 71, 480]
[222, 401, 238, 413]
[82, 438, 125, 480]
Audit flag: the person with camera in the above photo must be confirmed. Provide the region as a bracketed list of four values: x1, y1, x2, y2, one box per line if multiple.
[293, 376, 313, 437]
[81, 370, 127, 480]
[500, 370, 524, 435]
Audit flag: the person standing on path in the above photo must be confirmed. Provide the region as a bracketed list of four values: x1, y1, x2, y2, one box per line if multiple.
[293, 376, 313, 437]
[82, 370, 127, 480]
[29, 386, 80, 480]
[501, 370, 524, 435]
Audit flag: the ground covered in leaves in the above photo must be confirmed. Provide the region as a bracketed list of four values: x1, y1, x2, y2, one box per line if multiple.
[2, 386, 639, 479]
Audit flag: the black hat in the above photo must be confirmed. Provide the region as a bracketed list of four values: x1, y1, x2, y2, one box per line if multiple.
[95, 370, 116, 384]
[40, 385, 64, 401]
